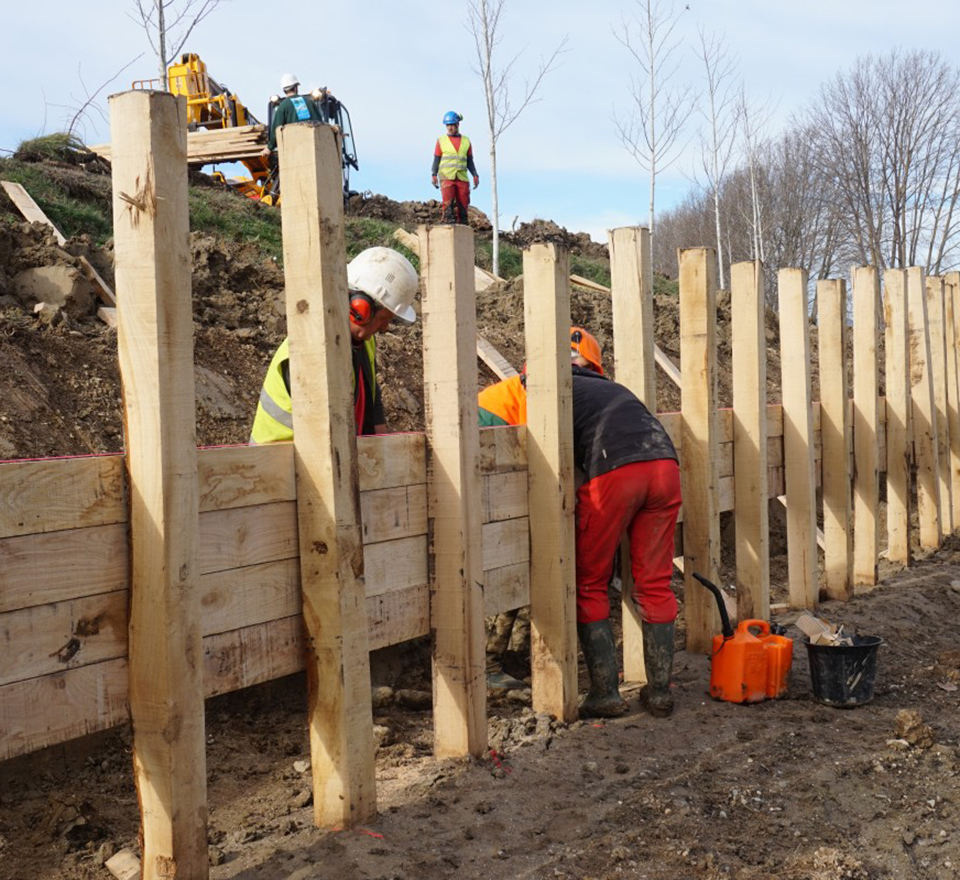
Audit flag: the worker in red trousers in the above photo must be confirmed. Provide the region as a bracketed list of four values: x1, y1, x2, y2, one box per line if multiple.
[478, 327, 682, 717]
[431, 111, 480, 224]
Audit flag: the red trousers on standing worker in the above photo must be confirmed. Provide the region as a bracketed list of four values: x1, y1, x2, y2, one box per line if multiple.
[440, 178, 471, 224]
[575, 458, 682, 625]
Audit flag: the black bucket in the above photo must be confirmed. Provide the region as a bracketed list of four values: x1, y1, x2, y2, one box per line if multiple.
[804, 635, 882, 708]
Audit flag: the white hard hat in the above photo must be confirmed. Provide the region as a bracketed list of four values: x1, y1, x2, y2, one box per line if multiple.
[347, 247, 418, 325]
[280, 73, 299, 90]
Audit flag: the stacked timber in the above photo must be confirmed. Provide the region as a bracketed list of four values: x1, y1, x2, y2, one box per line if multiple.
[90, 124, 268, 165]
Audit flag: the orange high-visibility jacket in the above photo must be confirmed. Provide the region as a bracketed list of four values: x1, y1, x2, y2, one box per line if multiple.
[478, 374, 526, 427]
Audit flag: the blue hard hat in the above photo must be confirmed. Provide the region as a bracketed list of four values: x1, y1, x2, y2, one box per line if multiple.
[443, 111, 462, 125]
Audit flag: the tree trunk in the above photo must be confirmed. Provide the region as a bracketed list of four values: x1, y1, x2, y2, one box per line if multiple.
[490, 143, 500, 277]
[157, 1, 168, 89]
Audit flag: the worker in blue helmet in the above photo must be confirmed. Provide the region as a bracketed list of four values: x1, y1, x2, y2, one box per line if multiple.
[431, 111, 480, 224]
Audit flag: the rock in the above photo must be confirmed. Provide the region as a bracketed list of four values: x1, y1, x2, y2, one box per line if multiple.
[291, 789, 313, 810]
[895, 709, 935, 749]
[208, 846, 226, 866]
[93, 841, 115, 866]
[395, 689, 432, 710]
[13, 266, 94, 318]
[293, 760, 310, 774]
[902, 830, 915, 846]
[371, 686, 394, 708]
[582, 761, 598, 774]
[373, 724, 392, 747]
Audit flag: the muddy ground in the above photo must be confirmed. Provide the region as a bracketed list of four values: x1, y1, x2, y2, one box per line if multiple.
[0, 169, 952, 880]
[2, 548, 959, 880]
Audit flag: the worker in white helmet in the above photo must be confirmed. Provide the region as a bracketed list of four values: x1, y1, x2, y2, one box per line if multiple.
[262, 73, 323, 154]
[250, 247, 419, 442]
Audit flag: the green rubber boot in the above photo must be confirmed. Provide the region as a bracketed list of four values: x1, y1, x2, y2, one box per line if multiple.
[577, 619, 628, 718]
[639, 620, 676, 717]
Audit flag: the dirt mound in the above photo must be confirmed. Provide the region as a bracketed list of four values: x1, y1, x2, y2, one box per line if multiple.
[503, 218, 609, 261]
[346, 192, 493, 234]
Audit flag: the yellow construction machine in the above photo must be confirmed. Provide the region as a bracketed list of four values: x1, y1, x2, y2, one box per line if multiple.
[132, 53, 359, 203]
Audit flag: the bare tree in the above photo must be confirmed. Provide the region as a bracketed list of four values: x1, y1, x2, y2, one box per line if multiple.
[613, 0, 695, 235]
[466, 0, 568, 277]
[737, 86, 776, 264]
[693, 28, 739, 288]
[130, 0, 225, 87]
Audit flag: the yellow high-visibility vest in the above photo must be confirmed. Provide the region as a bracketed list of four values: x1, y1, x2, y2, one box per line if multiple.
[249, 336, 377, 443]
[438, 135, 471, 181]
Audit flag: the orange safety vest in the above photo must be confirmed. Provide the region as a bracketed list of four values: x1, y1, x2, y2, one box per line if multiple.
[478, 375, 526, 427]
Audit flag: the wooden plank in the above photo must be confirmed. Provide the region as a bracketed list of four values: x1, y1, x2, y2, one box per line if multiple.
[483, 562, 530, 616]
[482, 470, 529, 522]
[109, 88, 208, 880]
[203, 615, 303, 697]
[731, 261, 769, 621]
[106, 849, 141, 880]
[778, 269, 820, 607]
[926, 275, 953, 533]
[818, 279, 853, 600]
[420, 223, 487, 758]
[360, 483, 428, 544]
[478, 424, 527, 473]
[0, 658, 129, 762]
[197, 442, 296, 511]
[570, 273, 610, 293]
[199, 501, 298, 573]
[654, 347, 682, 389]
[78, 255, 117, 308]
[357, 432, 426, 491]
[481, 517, 531, 570]
[0, 180, 66, 244]
[91, 123, 269, 165]
[679, 248, 721, 652]
[98, 306, 118, 327]
[0, 455, 126, 540]
[0, 523, 128, 613]
[907, 266, 942, 548]
[278, 121, 376, 826]
[946, 272, 960, 527]
[0, 590, 128, 686]
[476, 335, 519, 380]
[852, 266, 880, 586]
[523, 242, 578, 721]
[364, 535, 428, 597]
[367, 584, 430, 650]
[200, 558, 300, 637]
[609, 225, 655, 685]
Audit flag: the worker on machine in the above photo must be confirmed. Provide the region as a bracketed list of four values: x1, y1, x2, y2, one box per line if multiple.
[477, 328, 682, 718]
[431, 111, 480, 225]
[250, 247, 418, 442]
[260, 73, 323, 196]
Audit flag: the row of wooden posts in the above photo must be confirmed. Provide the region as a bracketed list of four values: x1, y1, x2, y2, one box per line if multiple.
[3, 89, 958, 879]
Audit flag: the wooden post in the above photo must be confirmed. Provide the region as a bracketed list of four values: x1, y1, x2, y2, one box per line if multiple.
[278, 123, 375, 825]
[679, 248, 720, 653]
[818, 279, 853, 601]
[852, 266, 880, 586]
[609, 226, 654, 684]
[883, 269, 911, 566]
[946, 271, 960, 527]
[524, 242, 578, 722]
[420, 224, 487, 758]
[926, 276, 953, 534]
[110, 90, 208, 880]
[907, 267, 942, 549]
[731, 261, 769, 620]
[778, 269, 819, 609]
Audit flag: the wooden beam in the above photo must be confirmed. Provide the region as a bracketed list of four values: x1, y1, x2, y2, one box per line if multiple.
[609, 226, 654, 685]
[818, 279, 853, 600]
[0, 180, 66, 244]
[476, 335, 518, 380]
[419, 223, 488, 758]
[679, 248, 721, 653]
[731, 261, 769, 620]
[946, 271, 960, 527]
[852, 266, 880, 586]
[884, 269, 911, 565]
[523, 242, 578, 721]
[907, 267, 942, 549]
[278, 121, 376, 826]
[926, 275, 953, 533]
[109, 89, 208, 880]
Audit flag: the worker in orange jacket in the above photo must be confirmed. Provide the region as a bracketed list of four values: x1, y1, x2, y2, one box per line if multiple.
[478, 328, 682, 717]
[431, 111, 479, 224]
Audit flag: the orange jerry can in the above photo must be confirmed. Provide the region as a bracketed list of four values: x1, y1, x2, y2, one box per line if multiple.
[709, 620, 793, 703]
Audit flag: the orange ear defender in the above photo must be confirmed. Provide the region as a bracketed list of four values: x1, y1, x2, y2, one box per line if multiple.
[349, 291, 376, 325]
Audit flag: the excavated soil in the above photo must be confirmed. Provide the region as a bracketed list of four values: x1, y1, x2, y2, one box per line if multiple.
[0, 171, 955, 880]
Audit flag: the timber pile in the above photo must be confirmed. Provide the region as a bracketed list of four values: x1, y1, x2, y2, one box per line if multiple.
[90, 124, 268, 165]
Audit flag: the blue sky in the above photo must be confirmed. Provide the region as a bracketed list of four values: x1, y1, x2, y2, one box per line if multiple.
[4, 1, 960, 241]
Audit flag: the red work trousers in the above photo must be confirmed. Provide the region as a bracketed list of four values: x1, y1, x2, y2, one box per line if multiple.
[575, 459, 682, 625]
[440, 178, 470, 223]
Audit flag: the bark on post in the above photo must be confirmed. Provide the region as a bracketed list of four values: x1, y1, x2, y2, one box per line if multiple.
[883, 269, 911, 566]
[925, 276, 953, 534]
[278, 122, 376, 825]
[852, 266, 880, 586]
[679, 248, 720, 653]
[420, 224, 488, 758]
[731, 260, 769, 621]
[110, 90, 208, 880]
[524, 243, 578, 722]
[609, 226, 655, 684]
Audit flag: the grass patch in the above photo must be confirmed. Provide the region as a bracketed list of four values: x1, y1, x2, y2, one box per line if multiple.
[188, 189, 284, 259]
[15, 133, 89, 164]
